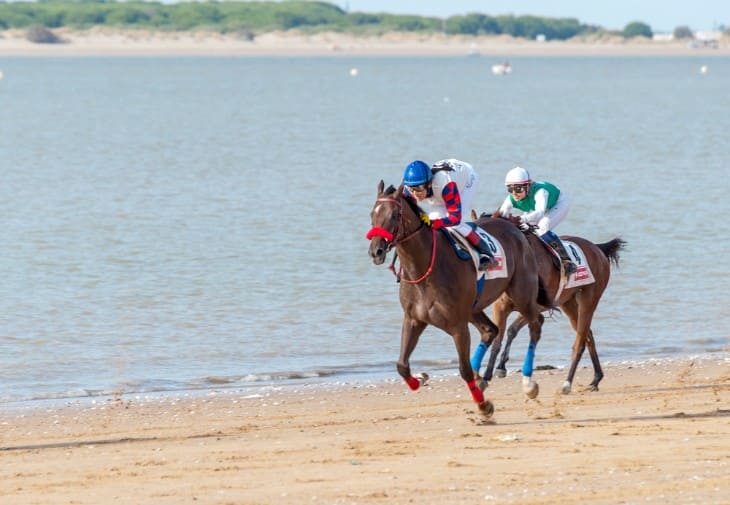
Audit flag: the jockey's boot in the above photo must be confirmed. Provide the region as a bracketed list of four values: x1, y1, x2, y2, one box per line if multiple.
[540, 230, 577, 275]
[466, 225, 498, 270]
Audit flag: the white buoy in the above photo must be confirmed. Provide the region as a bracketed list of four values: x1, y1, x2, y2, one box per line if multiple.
[700, 65, 708, 74]
[350, 68, 358, 77]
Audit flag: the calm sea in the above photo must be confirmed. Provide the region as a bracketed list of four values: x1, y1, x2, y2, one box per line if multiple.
[0, 55, 728, 405]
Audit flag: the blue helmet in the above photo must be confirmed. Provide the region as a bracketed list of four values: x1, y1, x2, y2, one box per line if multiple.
[403, 160, 432, 187]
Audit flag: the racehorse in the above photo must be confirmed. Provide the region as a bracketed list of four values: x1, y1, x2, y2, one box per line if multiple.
[367, 181, 549, 417]
[476, 226, 625, 394]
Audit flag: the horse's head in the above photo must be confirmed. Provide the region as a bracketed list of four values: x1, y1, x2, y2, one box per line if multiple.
[367, 180, 402, 264]
[367, 178, 433, 265]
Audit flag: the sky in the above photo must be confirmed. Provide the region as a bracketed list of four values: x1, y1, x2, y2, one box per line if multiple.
[338, 1, 729, 33]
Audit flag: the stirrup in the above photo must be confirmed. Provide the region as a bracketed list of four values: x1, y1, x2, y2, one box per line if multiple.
[478, 254, 497, 270]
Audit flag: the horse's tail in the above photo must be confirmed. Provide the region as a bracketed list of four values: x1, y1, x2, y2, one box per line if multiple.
[596, 237, 626, 268]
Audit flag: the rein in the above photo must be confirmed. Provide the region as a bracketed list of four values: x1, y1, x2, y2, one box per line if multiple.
[367, 196, 436, 284]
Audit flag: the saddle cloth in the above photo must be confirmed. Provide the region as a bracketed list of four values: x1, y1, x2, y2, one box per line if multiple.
[562, 240, 596, 288]
[447, 228, 509, 280]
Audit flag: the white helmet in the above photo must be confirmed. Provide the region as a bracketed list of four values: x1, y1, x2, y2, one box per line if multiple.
[505, 166, 531, 185]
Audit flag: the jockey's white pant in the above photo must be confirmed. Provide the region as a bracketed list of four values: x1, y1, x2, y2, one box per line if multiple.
[536, 192, 569, 236]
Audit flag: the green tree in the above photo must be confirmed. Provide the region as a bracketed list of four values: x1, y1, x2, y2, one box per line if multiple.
[623, 21, 652, 38]
[673, 25, 693, 39]
[445, 14, 499, 35]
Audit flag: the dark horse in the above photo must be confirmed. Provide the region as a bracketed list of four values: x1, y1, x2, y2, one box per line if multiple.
[367, 181, 548, 417]
[475, 228, 625, 394]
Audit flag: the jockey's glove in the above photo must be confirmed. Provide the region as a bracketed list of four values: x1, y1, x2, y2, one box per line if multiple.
[419, 213, 431, 226]
[518, 220, 532, 232]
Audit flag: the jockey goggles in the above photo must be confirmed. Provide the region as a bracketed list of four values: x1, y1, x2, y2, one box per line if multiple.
[407, 183, 429, 193]
[507, 184, 527, 194]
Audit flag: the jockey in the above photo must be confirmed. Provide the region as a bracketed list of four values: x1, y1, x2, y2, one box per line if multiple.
[498, 166, 577, 274]
[402, 159, 497, 270]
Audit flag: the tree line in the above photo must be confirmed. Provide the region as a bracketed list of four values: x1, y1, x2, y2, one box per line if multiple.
[0, 0, 721, 40]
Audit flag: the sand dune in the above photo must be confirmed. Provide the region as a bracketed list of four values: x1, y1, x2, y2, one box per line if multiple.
[1, 28, 728, 56]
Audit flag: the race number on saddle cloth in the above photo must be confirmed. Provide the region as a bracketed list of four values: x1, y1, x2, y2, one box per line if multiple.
[444, 227, 508, 280]
[562, 240, 595, 288]
[536, 238, 596, 301]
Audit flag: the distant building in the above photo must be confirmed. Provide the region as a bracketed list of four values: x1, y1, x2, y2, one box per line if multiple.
[690, 31, 721, 49]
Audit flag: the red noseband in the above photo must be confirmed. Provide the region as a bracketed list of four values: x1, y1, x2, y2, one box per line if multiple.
[366, 226, 394, 242]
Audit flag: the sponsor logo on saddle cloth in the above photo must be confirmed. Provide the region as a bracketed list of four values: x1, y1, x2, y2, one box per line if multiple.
[562, 240, 595, 288]
[446, 228, 508, 280]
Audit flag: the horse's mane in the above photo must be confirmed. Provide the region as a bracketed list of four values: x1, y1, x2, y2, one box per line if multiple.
[383, 183, 420, 218]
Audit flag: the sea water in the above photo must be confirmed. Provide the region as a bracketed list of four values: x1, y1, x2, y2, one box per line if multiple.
[0, 55, 728, 404]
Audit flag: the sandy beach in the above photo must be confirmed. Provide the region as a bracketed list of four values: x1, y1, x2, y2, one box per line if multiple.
[1, 356, 728, 504]
[1, 28, 729, 57]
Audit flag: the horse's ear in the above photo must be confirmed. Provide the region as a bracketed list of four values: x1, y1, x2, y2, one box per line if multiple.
[396, 182, 405, 197]
[470, 209, 478, 220]
[377, 180, 385, 195]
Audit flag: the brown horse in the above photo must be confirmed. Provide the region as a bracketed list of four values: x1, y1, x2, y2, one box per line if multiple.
[485, 231, 625, 394]
[367, 181, 548, 417]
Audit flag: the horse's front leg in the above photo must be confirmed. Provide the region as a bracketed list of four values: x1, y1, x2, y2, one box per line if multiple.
[521, 315, 543, 399]
[396, 317, 429, 391]
[452, 323, 494, 417]
[469, 311, 498, 380]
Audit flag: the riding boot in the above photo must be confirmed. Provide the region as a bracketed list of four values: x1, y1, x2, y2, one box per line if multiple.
[465, 226, 498, 270]
[540, 230, 577, 275]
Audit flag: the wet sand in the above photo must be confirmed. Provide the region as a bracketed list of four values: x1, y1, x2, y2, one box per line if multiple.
[1, 356, 728, 504]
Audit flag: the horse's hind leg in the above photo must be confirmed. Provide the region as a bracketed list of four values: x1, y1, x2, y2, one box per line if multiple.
[397, 317, 429, 391]
[561, 296, 602, 394]
[584, 329, 603, 391]
[469, 311, 498, 380]
[480, 295, 514, 390]
[496, 314, 529, 378]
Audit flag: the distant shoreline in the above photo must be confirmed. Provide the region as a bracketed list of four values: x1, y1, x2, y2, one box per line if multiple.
[1, 28, 729, 57]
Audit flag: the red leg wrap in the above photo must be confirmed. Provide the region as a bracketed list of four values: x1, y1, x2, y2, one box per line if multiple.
[405, 376, 421, 391]
[467, 379, 484, 403]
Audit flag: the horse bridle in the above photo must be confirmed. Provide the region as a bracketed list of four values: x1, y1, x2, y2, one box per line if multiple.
[366, 196, 436, 283]
[367, 197, 423, 246]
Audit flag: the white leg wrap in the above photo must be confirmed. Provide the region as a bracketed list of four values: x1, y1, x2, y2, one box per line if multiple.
[522, 374, 539, 399]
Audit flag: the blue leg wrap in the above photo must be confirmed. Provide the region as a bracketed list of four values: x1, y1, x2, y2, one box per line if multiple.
[522, 342, 537, 377]
[471, 341, 489, 371]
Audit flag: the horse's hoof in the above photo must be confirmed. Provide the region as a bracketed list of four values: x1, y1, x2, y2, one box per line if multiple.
[522, 377, 539, 399]
[415, 372, 429, 386]
[495, 368, 507, 378]
[478, 400, 494, 418]
[561, 381, 572, 395]
[478, 378, 488, 392]
[585, 384, 598, 392]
